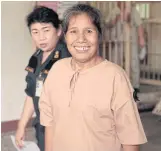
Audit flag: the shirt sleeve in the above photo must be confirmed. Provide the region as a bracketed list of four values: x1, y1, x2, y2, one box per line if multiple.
[39, 77, 54, 127]
[105, 7, 121, 24]
[25, 73, 35, 97]
[111, 69, 147, 145]
[133, 8, 142, 27]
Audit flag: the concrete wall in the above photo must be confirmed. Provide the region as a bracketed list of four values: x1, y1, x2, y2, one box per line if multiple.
[1, 1, 36, 122]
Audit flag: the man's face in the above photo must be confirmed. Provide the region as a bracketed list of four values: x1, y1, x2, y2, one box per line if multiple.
[65, 13, 99, 63]
[30, 22, 61, 52]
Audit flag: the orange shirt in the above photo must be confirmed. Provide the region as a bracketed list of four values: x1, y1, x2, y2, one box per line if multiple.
[39, 57, 147, 151]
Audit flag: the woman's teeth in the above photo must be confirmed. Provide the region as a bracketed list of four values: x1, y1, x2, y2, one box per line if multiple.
[75, 46, 89, 51]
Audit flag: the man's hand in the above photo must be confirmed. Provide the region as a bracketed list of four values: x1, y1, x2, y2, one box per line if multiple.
[139, 46, 147, 60]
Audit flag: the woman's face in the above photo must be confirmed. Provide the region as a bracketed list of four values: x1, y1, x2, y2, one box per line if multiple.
[65, 13, 99, 64]
[30, 22, 61, 52]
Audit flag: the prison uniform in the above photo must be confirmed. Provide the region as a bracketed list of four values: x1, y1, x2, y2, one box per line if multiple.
[39, 57, 147, 151]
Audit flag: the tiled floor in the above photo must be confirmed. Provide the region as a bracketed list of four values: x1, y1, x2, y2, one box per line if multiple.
[1, 112, 161, 151]
[140, 112, 161, 151]
[1, 128, 37, 151]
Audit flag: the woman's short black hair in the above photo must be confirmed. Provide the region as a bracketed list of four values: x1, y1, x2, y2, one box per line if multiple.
[26, 6, 60, 29]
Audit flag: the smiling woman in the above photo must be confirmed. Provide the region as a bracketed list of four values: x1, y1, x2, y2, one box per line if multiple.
[39, 4, 147, 151]
[62, 4, 103, 70]
[64, 13, 101, 68]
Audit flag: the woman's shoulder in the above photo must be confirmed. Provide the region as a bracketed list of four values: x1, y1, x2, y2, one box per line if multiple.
[49, 57, 72, 72]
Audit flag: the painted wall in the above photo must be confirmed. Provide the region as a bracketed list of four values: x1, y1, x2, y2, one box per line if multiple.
[1, 1, 35, 121]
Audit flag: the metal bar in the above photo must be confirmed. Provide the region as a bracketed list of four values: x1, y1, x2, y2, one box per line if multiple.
[140, 79, 161, 86]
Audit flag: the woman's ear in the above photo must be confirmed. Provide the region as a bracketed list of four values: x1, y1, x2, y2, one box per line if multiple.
[57, 25, 62, 37]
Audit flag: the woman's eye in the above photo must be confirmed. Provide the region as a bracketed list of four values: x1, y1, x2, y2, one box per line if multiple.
[87, 30, 93, 33]
[70, 30, 77, 33]
[44, 30, 49, 32]
[32, 31, 38, 34]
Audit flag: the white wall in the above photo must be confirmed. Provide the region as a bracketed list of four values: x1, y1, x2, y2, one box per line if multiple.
[1, 1, 36, 122]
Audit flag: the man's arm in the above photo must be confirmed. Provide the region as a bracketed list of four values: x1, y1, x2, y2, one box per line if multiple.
[133, 7, 145, 48]
[122, 145, 139, 151]
[138, 25, 145, 47]
[15, 96, 34, 148]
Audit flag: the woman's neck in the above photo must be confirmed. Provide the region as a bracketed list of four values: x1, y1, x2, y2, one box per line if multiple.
[71, 56, 104, 72]
[41, 50, 53, 64]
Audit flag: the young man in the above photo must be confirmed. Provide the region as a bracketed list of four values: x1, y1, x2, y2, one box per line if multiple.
[39, 4, 147, 151]
[106, 2, 146, 95]
[15, 6, 70, 151]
